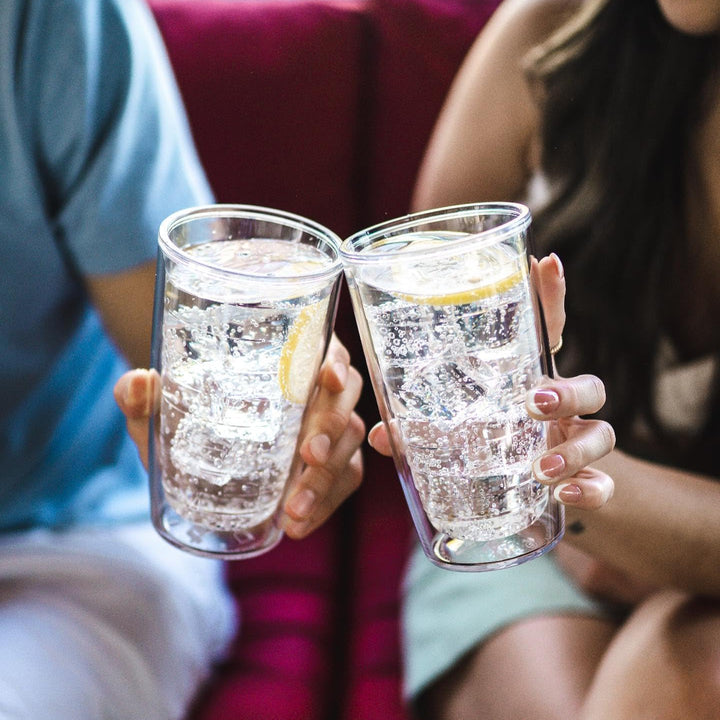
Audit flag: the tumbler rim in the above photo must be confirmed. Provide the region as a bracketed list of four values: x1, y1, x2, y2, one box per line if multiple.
[158, 203, 343, 284]
[340, 202, 531, 263]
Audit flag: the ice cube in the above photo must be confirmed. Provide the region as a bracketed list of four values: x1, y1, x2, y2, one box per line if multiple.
[171, 417, 237, 487]
[398, 361, 486, 420]
[456, 298, 521, 348]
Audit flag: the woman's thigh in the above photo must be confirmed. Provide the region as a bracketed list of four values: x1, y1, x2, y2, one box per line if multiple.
[424, 613, 617, 720]
[580, 591, 720, 720]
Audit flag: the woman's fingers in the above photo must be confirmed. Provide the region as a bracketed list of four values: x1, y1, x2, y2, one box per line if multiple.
[532, 253, 566, 349]
[549, 466, 614, 510]
[527, 373, 608, 419]
[113, 368, 159, 469]
[532, 416, 616, 509]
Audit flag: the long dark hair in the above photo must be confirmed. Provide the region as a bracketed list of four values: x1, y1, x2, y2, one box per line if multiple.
[526, 0, 719, 469]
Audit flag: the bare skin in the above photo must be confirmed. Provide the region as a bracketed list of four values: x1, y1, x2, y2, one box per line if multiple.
[391, 0, 720, 717]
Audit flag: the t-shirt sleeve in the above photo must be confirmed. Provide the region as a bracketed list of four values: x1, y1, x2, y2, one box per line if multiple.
[25, 0, 214, 275]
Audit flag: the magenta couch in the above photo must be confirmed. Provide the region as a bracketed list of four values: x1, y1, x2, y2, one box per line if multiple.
[147, 1, 502, 718]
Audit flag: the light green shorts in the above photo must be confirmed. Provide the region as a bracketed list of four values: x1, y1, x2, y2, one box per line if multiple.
[401, 543, 610, 701]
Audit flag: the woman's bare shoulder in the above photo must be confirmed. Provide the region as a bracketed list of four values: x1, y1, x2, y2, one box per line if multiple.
[491, 0, 583, 54]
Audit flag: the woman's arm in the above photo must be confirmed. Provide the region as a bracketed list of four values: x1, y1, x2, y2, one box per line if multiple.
[412, 0, 577, 211]
[564, 452, 720, 597]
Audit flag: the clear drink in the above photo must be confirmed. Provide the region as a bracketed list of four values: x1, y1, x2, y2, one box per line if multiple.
[150, 205, 342, 560]
[359, 233, 547, 541]
[158, 239, 333, 533]
[341, 203, 563, 571]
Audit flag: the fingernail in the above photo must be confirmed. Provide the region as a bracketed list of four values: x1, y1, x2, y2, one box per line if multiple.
[533, 453, 566, 481]
[309, 434, 331, 464]
[128, 374, 146, 406]
[550, 252, 564, 279]
[553, 482, 583, 504]
[367, 423, 382, 450]
[287, 488, 316, 520]
[527, 389, 560, 416]
[333, 362, 348, 388]
[279, 515, 310, 538]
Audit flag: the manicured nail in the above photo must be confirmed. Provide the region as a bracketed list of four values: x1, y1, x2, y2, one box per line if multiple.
[527, 389, 560, 416]
[533, 453, 566, 481]
[287, 488, 316, 520]
[309, 434, 331, 464]
[550, 252, 564, 279]
[553, 482, 583, 504]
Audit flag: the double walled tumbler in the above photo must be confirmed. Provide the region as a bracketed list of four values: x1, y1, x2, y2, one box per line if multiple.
[341, 203, 564, 571]
[149, 205, 343, 558]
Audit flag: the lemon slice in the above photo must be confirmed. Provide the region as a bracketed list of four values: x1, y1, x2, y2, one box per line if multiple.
[388, 240, 524, 306]
[278, 297, 330, 404]
[400, 269, 523, 305]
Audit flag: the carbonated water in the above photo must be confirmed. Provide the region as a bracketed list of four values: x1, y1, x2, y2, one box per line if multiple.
[158, 239, 332, 532]
[360, 234, 548, 541]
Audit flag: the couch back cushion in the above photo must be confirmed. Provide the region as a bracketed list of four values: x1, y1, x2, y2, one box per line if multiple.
[150, 0, 368, 240]
[363, 0, 502, 225]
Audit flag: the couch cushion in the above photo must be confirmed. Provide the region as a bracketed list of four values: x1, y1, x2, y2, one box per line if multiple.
[150, 0, 368, 240]
[189, 519, 343, 720]
[363, 0, 502, 225]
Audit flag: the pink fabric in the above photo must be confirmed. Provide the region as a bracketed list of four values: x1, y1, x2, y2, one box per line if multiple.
[341, 453, 414, 720]
[151, 0, 367, 239]
[147, 2, 503, 718]
[365, 0, 501, 224]
[190, 519, 342, 720]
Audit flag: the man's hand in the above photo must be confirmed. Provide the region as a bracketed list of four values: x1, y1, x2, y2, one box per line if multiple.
[113, 333, 366, 540]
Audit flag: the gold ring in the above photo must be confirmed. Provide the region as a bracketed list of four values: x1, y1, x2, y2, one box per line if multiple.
[549, 336, 563, 355]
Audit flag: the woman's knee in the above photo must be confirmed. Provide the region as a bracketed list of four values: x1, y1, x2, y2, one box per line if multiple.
[581, 591, 720, 720]
[664, 595, 720, 702]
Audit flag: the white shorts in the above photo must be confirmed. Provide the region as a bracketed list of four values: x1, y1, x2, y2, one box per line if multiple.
[0, 522, 237, 720]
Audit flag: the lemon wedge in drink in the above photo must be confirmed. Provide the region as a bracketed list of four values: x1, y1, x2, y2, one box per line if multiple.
[278, 296, 330, 404]
[385, 237, 524, 306]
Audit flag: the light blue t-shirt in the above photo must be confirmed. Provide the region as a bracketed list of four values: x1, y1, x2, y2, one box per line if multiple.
[0, 0, 213, 531]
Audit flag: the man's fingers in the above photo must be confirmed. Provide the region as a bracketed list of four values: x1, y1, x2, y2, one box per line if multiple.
[298, 364, 364, 463]
[281, 424, 364, 539]
[281, 356, 365, 538]
[114, 368, 156, 418]
[316, 333, 351, 394]
[368, 421, 393, 457]
[113, 368, 159, 469]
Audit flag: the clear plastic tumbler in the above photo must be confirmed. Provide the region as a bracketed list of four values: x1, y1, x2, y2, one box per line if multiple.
[149, 205, 342, 558]
[341, 203, 564, 571]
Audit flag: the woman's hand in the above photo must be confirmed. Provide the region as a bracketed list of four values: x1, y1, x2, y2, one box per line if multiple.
[369, 254, 616, 511]
[526, 254, 616, 509]
[113, 333, 365, 540]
